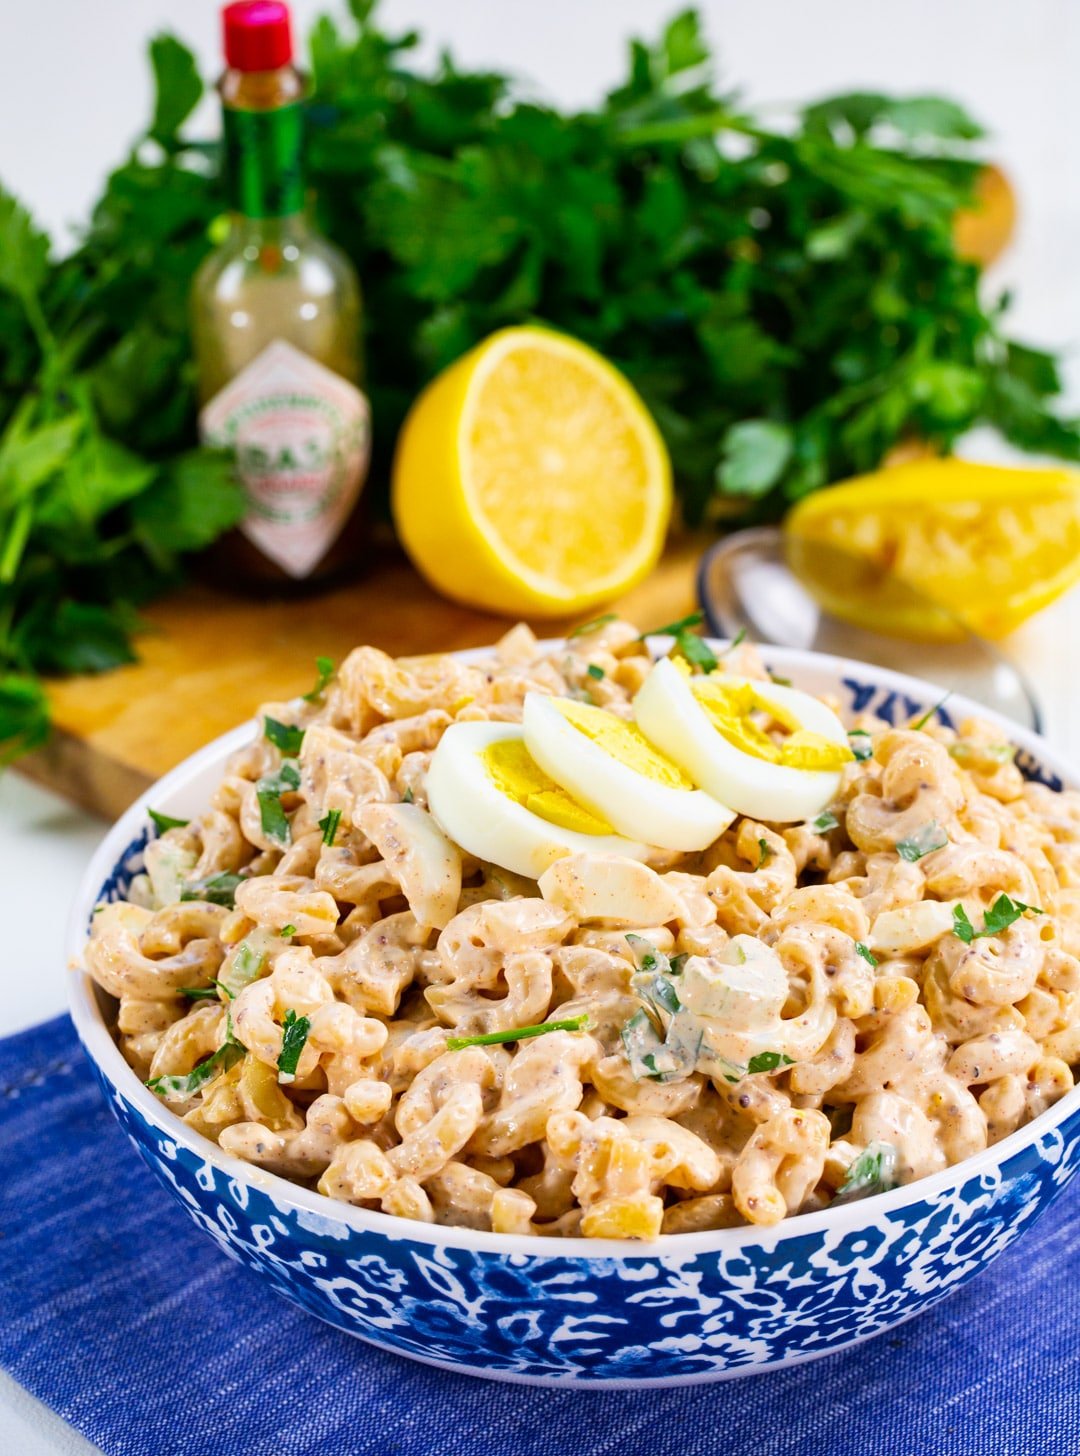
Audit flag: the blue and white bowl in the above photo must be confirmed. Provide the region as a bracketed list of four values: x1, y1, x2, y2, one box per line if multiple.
[67, 646, 1080, 1388]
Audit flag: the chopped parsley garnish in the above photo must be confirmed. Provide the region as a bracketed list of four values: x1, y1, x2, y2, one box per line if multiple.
[895, 820, 948, 862]
[848, 730, 873, 761]
[953, 893, 1043, 944]
[769, 672, 793, 687]
[319, 808, 342, 845]
[447, 1015, 589, 1050]
[911, 691, 952, 732]
[180, 872, 243, 908]
[668, 953, 688, 976]
[586, 663, 605, 681]
[303, 656, 335, 702]
[264, 716, 305, 755]
[855, 942, 878, 967]
[812, 810, 839, 833]
[148, 808, 189, 834]
[280, 924, 296, 938]
[834, 1141, 898, 1204]
[402, 786, 414, 803]
[641, 610, 719, 674]
[569, 613, 617, 638]
[220, 940, 267, 997]
[147, 1016, 245, 1101]
[747, 1051, 795, 1075]
[757, 838, 772, 868]
[949, 739, 1015, 767]
[277, 1008, 311, 1083]
[256, 760, 301, 847]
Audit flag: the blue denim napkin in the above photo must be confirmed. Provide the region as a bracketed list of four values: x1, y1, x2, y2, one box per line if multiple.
[1, 1014, 1075, 1456]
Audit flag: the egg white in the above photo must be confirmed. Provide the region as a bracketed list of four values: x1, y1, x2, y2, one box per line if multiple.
[633, 657, 849, 823]
[522, 692, 734, 851]
[425, 720, 649, 880]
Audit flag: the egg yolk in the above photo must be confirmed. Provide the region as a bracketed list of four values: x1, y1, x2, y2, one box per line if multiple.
[480, 738, 614, 834]
[692, 680, 853, 771]
[554, 700, 694, 790]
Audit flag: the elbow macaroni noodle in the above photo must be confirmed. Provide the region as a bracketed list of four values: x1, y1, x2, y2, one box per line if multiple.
[83, 621, 1080, 1238]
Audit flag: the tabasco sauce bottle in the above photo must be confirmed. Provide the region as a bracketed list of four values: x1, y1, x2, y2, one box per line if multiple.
[192, 0, 369, 591]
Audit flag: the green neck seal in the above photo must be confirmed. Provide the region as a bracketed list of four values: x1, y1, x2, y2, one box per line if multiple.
[223, 103, 305, 219]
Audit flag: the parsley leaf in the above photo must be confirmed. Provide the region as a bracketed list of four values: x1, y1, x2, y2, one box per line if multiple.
[148, 808, 189, 833]
[279, 923, 296, 937]
[855, 941, 878, 967]
[911, 691, 952, 732]
[586, 663, 605, 681]
[147, 1018, 245, 1101]
[277, 1008, 311, 1084]
[256, 760, 300, 847]
[448, 1015, 589, 1050]
[319, 808, 342, 845]
[747, 1051, 795, 1075]
[895, 820, 948, 862]
[264, 716, 305, 755]
[757, 837, 772, 868]
[303, 656, 335, 702]
[953, 893, 1042, 944]
[402, 786, 414, 804]
[813, 810, 839, 833]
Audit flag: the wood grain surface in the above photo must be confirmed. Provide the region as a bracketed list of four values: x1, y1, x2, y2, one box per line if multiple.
[17, 538, 706, 820]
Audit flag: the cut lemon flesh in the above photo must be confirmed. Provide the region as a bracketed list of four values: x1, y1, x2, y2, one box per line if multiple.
[785, 459, 1080, 641]
[391, 327, 672, 617]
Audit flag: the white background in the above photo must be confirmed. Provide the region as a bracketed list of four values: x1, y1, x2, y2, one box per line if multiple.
[2, 2, 1080, 1451]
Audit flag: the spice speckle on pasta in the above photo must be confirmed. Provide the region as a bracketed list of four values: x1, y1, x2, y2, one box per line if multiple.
[82, 619, 1080, 1239]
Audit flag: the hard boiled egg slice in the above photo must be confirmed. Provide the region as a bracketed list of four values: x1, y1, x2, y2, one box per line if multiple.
[425, 720, 649, 880]
[522, 692, 734, 851]
[633, 658, 853, 822]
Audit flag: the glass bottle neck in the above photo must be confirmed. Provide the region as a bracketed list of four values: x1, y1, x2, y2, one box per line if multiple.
[223, 97, 306, 220]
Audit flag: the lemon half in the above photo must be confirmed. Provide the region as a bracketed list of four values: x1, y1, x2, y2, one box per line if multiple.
[785, 458, 1080, 640]
[391, 327, 672, 617]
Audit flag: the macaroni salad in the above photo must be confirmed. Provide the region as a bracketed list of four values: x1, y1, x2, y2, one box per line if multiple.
[82, 620, 1080, 1239]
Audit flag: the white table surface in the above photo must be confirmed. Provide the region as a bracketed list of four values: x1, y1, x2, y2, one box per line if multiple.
[3, 1, 1080, 1449]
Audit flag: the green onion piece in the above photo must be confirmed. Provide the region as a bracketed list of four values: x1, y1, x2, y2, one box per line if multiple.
[220, 940, 267, 998]
[147, 1037, 245, 1101]
[569, 613, 617, 639]
[769, 672, 793, 687]
[586, 663, 605, 681]
[149, 809, 189, 834]
[280, 923, 296, 937]
[747, 1050, 795, 1075]
[402, 786, 414, 803]
[277, 1008, 311, 1084]
[303, 656, 335, 702]
[447, 1015, 589, 1050]
[855, 941, 878, 967]
[834, 1141, 898, 1204]
[180, 872, 243, 908]
[264, 716, 305, 755]
[757, 837, 772, 867]
[319, 808, 342, 845]
[911, 691, 952, 732]
[895, 820, 948, 863]
[727, 627, 747, 650]
[813, 810, 839, 833]
[178, 983, 224, 1001]
[848, 730, 873, 761]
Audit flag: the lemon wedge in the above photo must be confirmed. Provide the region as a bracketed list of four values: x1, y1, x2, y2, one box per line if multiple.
[785, 459, 1080, 640]
[391, 326, 672, 617]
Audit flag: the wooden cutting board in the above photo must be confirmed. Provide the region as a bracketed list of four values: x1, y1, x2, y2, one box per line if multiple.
[18, 537, 707, 821]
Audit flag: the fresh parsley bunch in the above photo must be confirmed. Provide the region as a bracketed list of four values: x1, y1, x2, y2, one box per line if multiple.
[2, 4, 1078, 762]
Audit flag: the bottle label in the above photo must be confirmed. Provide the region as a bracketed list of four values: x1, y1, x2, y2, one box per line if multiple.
[224, 104, 305, 218]
[200, 340, 371, 579]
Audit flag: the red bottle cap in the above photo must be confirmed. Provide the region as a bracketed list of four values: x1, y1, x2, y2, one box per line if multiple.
[222, 1, 293, 72]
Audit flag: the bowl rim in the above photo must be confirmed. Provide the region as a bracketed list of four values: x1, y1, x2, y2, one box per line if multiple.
[67, 639, 1080, 1261]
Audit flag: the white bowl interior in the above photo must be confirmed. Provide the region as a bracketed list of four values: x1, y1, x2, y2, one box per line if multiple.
[67, 641, 1080, 1260]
